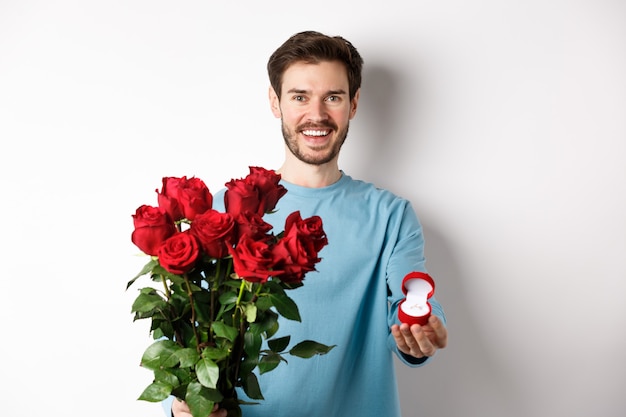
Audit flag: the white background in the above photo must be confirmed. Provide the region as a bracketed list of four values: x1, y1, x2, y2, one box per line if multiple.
[1, 1, 624, 416]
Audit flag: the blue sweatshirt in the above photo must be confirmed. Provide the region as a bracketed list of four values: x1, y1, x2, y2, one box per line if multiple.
[163, 172, 445, 417]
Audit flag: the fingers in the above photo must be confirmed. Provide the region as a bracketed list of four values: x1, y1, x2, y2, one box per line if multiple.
[428, 314, 448, 349]
[391, 315, 448, 359]
[392, 323, 427, 358]
[391, 324, 411, 354]
[172, 399, 192, 417]
[412, 323, 436, 356]
[172, 399, 227, 417]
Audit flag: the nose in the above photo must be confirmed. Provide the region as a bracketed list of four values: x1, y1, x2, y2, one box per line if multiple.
[307, 98, 329, 121]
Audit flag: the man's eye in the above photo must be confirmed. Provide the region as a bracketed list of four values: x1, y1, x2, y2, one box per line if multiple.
[294, 95, 306, 102]
[326, 96, 340, 102]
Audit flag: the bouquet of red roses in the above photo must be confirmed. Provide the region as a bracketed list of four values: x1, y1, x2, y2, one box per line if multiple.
[127, 167, 334, 417]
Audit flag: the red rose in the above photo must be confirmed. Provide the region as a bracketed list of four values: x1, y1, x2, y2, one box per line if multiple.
[177, 177, 213, 221]
[270, 212, 328, 283]
[157, 231, 201, 275]
[157, 176, 212, 221]
[224, 167, 287, 217]
[224, 177, 261, 218]
[131, 205, 177, 256]
[228, 235, 274, 283]
[189, 209, 235, 259]
[157, 177, 185, 221]
[234, 211, 274, 241]
[284, 211, 328, 252]
[270, 233, 317, 284]
[246, 167, 287, 214]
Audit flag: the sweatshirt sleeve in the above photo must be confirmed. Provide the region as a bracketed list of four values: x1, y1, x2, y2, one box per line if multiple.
[384, 200, 447, 366]
[161, 396, 174, 417]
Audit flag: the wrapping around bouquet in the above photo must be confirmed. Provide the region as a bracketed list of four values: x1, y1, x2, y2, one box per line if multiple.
[397, 271, 435, 326]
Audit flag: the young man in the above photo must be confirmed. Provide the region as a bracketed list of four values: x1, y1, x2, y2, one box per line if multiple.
[169, 30, 447, 417]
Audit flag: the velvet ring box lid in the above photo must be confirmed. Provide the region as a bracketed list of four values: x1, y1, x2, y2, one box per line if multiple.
[398, 271, 435, 326]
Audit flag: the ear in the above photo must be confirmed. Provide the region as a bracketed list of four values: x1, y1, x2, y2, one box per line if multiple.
[349, 88, 360, 120]
[269, 87, 281, 118]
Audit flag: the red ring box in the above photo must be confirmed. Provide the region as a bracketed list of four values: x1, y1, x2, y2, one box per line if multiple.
[398, 271, 435, 326]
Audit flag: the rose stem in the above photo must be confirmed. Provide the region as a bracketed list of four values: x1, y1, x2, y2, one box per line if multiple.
[182, 273, 201, 352]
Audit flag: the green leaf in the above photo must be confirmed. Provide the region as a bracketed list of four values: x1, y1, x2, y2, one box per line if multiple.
[251, 309, 278, 334]
[127, 257, 159, 290]
[242, 372, 264, 400]
[196, 356, 219, 389]
[140, 340, 180, 371]
[243, 331, 262, 358]
[170, 367, 193, 386]
[211, 321, 238, 342]
[224, 279, 244, 289]
[215, 301, 232, 321]
[267, 336, 290, 353]
[154, 369, 180, 388]
[258, 351, 284, 374]
[137, 381, 172, 402]
[254, 294, 273, 311]
[201, 346, 230, 361]
[218, 291, 238, 305]
[165, 272, 186, 286]
[152, 264, 185, 283]
[262, 280, 285, 295]
[131, 289, 165, 314]
[176, 348, 199, 368]
[289, 340, 336, 359]
[260, 310, 279, 339]
[239, 355, 258, 376]
[244, 303, 257, 323]
[269, 293, 301, 321]
[280, 280, 304, 291]
[186, 381, 221, 417]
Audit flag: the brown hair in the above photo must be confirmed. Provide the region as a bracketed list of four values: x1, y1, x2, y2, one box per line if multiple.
[267, 31, 364, 100]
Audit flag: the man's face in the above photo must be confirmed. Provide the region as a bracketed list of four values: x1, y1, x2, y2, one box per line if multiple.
[269, 60, 359, 166]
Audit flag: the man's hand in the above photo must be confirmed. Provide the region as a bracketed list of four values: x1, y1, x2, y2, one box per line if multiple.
[391, 314, 448, 358]
[172, 398, 227, 417]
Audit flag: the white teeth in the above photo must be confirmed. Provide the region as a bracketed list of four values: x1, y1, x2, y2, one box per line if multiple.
[302, 130, 329, 136]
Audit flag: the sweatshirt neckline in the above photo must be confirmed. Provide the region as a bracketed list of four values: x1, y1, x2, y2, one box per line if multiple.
[280, 172, 350, 197]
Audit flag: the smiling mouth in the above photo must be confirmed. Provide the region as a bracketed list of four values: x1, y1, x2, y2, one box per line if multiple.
[301, 129, 330, 137]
